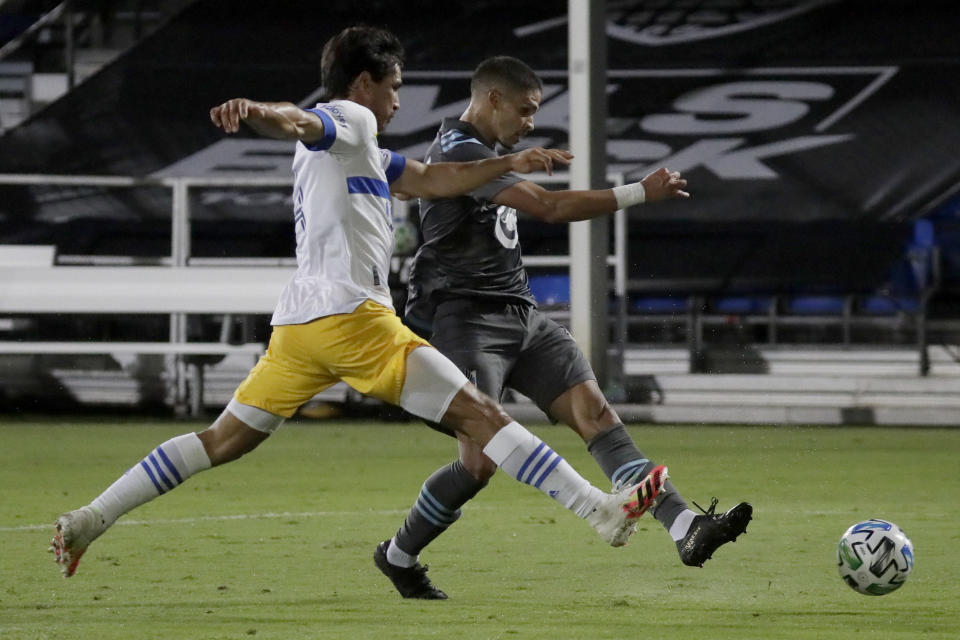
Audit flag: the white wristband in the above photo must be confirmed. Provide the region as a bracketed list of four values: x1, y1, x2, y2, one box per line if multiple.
[612, 181, 645, 208]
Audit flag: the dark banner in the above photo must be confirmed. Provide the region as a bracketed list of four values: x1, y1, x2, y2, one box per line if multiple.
[1, 0, 958, 279]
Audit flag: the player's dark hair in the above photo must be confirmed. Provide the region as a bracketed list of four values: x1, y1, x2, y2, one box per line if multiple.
[471, 56, 542, 96]
[320, 25, 405, 100]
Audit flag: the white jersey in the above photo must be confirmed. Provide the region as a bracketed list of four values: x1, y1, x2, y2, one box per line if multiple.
[271, 99, 406, 326]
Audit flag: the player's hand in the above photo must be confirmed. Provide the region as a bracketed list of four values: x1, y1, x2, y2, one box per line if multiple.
[509, 147, 574, 176]
[641, 167, 690, 201]
[210, 98, 268, 134]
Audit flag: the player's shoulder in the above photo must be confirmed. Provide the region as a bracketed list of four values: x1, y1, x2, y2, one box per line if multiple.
[434, 120, 493, 162]
[316, 99, 376, 131]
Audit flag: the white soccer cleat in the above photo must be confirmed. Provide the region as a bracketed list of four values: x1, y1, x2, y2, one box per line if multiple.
[587, 465, 668, 547]
[49, 506, 106, 578]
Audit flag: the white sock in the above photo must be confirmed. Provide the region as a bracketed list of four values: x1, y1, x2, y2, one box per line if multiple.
[669, 509, 698, 541]
[483, 422, 604, 518]
[386, 537, 418, 568]
[90, 433, 212, 526]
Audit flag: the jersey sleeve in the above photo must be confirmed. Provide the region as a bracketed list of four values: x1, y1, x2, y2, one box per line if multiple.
[302, 101, 374, 155]
[441, 138, 523, 202]
[379, 149, 406, 184]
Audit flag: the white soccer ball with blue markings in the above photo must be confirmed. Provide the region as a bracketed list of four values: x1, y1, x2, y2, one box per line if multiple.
[837, 519, 914, 595]
[393, 220, 419, 256]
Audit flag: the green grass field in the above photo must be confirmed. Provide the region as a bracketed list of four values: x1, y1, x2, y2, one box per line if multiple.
[1, 417, 958, 639]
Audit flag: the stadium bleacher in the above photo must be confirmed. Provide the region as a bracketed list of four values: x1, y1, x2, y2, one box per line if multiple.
[1, 0, 959, 423]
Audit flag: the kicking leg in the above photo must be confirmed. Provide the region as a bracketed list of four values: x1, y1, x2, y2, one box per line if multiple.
[50, 402, 276, 577]
[550, 380, 691, 523]
[550, 380, 751, 566]
[400, 346, 656, 547]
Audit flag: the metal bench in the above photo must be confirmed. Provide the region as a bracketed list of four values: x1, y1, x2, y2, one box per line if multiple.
[0, 261, 295, 414]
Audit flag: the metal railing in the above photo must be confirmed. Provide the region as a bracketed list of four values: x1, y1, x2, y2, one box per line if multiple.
[0, 171, 632, 357]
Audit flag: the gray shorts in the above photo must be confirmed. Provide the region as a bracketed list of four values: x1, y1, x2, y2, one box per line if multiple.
[427, 298, 595, 435]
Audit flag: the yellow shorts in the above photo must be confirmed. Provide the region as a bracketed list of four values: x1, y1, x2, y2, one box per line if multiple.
[234, 300, 430, 417]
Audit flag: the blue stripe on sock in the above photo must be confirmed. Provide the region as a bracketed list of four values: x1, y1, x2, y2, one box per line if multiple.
[415, 495, 458, 527]
[414, 500, 448, 527]
[139, 460, 166, 494]
[155, 446, 183, 484]
[523, 449, 555, 485]
[419, 487, 457, 520]
[148, 453, 176, 490]
[516, 442, 546, 482]
[612, 458, 650, 488]
[533, 455, 564, 489]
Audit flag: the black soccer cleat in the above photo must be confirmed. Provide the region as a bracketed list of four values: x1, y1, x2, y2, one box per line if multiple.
[374, 540, 448, 600]
[677, 498, 753, 568]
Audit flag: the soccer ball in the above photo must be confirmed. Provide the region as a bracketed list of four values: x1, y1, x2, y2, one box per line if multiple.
[393, 220, 419, 255]
[837, 519, 914, 595]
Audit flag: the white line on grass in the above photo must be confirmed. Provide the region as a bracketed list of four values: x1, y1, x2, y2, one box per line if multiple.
[0, 508, 448, 532]
[3, 506, 943, 533]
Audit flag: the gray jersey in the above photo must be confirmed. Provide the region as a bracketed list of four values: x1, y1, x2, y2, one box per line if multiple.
[405, 119, 535, 330]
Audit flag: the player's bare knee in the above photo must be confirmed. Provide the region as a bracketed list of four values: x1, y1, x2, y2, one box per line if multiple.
[459, 437, 498, 481]
[198, 415, 268, 466]
[444, 383, 511, 443]
[461, 455, 497, 482]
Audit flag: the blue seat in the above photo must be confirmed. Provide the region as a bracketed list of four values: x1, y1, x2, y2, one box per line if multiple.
[528, 274, 570, 306]
[860, 295, 921, 315]
[785, 295, 848, 315]
[712, 296, 773, 315]
[631, 296, 687, 314]
[863, 219, 938, 316]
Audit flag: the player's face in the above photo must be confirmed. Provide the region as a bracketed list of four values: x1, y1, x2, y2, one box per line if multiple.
[369, 65, 402, 132]
[493, 88, 541, 148]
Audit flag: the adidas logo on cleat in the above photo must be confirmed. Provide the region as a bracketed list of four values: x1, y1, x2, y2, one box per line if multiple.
[677, 498, 753, 567]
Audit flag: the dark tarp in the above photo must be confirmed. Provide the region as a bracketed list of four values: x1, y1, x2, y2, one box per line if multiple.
[1, 0, 957, 288]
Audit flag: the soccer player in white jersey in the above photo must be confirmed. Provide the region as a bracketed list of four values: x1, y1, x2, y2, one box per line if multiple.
[48, 26, 667, 585]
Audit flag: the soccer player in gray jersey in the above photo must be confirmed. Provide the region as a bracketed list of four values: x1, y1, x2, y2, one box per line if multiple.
[374, 56, 752, 599]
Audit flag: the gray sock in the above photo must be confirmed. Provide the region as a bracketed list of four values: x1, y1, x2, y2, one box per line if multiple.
[586, 424, 689, 531]
[392, 460, 488, 558]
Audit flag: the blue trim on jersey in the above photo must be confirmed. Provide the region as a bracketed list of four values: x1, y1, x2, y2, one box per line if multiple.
[440, 129, 482, 153]
[346, 176, 391, 199]
[384, 151, 406, 184]
[304, 108, 337, 151]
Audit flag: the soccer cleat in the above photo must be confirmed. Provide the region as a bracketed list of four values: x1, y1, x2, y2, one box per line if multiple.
[677, 497, 753, 567]
[588, 464, 668, 547]
[374, 540, 448, 600]
[48, 506, 106, 578]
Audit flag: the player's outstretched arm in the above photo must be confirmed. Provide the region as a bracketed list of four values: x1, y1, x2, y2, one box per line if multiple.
[493, 166, 689, 224]
[210, 98, 325, 143]
[391, 147, 573, 200]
